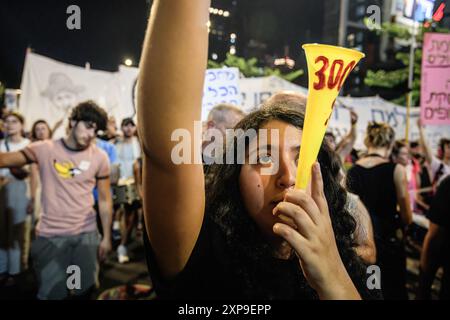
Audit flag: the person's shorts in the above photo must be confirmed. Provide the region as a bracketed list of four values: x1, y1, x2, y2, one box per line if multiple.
[31, 231, 100, 300]
[124, 200, 141, 212]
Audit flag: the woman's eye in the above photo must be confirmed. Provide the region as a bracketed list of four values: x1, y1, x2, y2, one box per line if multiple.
[258, 155, 273, 165]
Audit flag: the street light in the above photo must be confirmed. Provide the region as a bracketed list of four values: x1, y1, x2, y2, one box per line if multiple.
[124, 59, 133, 66]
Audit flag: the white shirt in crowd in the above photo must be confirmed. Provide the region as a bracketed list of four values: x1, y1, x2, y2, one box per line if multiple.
[0, 138, 31, 178]
[431, 156, 450, 186]
[115, 136, 141, 181]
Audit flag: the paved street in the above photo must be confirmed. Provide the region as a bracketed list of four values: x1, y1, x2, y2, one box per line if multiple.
[0, 226, 443, 300]
[0, 235, 154, 300]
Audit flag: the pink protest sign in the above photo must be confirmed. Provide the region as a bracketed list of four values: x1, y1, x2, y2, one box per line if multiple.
[421, 32, 450, 125]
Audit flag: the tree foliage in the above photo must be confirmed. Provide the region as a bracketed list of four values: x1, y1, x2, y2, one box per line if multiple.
[208, 53, 304, 82]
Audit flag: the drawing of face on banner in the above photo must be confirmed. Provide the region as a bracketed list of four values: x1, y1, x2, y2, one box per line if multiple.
[41, 72, 85, 114]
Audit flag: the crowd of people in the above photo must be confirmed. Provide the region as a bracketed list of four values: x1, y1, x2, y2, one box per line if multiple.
[0, 0, 449, 300]
[0, 104, 143, 299]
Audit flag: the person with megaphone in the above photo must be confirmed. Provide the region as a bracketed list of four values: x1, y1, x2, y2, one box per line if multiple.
[137, 0, 378, 300]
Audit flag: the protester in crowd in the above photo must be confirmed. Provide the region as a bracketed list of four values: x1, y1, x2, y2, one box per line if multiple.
[137, 0, 379, 300]
[324, 131, 337, 150]
[418, 119, 450, 188]
[94, 136, 120, 238]
[29, 120, 54, 219]
[0, 119, 4, 140]
[262, 91, 307, 113]
[346, 122, 412, 300]
[323, 110, 358, 165]
[347, 191, 377, 265]
[114, 117, 141, 263]
[417, 175, 450, 300]
[336, 110, 358, 164]
[202, 103, 245, 164]
[22, 119, 55, 275]
[98, 116, 120, 143]
[264, 93, 375, 264]
[330, 152, 376, 265]
[0, 101, 112, 299]
[391, 140, 420, 212]
[133, 155, 144, 238]
[0, 107, 6, 140]
[408, 141, 433, 214]
[31, 120, 52, 142]
[0, 112, 31, 286]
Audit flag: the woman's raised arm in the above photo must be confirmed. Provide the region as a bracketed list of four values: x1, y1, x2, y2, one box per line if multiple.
[137, 0, 211, 278]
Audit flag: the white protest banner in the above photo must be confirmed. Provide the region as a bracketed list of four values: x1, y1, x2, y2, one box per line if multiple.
[20, 53, 242, 129]
[19, 52, 125, 138]
[18, 53, 450, 153]
[238, 76, 450, 154]
[115, 65, 139, 121]
[420, 32, 450, 125]
[201, 68, 241, 120]
[239, 75, 307, 112]
[337, 96, 450, 153]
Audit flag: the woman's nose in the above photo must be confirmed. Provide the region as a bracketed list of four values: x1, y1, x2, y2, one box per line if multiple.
[276, 155, 296, 189]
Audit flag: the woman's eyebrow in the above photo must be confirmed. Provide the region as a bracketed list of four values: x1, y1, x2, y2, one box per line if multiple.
[253, 144, 277, 153]
[290, 145, 301, 152]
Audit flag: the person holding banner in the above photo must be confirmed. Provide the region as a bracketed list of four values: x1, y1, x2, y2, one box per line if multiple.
[137, 0, 376, 300]
[346, 122, 412, 300]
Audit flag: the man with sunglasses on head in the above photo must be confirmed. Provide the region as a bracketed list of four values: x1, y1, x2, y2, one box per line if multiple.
[0, 100, 112, 300]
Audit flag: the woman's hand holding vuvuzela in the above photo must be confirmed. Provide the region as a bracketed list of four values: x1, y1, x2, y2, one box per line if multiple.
[273, 162, 361, 300]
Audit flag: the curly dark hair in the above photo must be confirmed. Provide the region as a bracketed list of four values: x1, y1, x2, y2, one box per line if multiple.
[205, 104, 375, 299]
[69, 100, 108, 131]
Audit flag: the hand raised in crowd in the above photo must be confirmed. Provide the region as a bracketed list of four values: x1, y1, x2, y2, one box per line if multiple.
[417, 117, 423, 129]
[272, 162, 361, 300]
[350, 110, 358, 126]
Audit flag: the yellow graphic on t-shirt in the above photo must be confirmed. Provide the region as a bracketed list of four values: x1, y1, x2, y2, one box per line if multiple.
[53, 160, 82, 179]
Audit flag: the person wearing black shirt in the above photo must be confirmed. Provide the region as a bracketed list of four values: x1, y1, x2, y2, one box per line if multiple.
[347, 122, 412, 300]
[418, 176, 450, 299]
[137, 0, 379, 300]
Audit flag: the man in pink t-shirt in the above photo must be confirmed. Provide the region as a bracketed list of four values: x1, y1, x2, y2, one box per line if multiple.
[0, 101, 112, 299]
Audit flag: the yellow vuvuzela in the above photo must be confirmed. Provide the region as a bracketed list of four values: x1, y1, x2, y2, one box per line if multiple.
[295, 44, 364, 189]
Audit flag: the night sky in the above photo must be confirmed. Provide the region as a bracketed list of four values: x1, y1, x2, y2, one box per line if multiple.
[1, 0, 325, 89]
[1, 0, 151, 88]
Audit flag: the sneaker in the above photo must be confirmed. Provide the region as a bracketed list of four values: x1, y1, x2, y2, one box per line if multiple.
[112, 221, 121, 241]
[117, 245, 129, 264]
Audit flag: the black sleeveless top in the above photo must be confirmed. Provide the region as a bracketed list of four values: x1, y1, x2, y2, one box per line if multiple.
[346, 162, 401, 240]
[143, 215, 317, 300]
[143, 214, 382, 300]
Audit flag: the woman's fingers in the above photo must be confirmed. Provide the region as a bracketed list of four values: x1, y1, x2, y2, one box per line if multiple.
[283, 189, 321, 225]
[273, 202, 315, 238]
[273, 223, 307, 256]
[310, 162, 329, 217]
